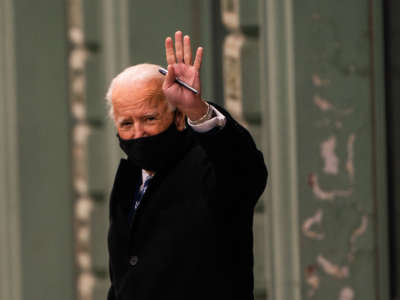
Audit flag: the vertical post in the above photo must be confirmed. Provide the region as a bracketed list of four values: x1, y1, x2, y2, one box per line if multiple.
[0, 0, 22, 299]
[259, 0, 301, 299]
[384, 1, 400, 298]
[102, 0, 130, 179]
[70, 1, 132, 299]
[221, 1, 266, 298]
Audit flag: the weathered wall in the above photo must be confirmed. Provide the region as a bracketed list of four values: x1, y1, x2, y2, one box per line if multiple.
[2, 0, 76, 300]
[1, 1, 397, 300]
[295, 0, 388, 298]
[220, 1, 266, 299]
[260, 0, 390, 299]
[67, 0, 131, 299]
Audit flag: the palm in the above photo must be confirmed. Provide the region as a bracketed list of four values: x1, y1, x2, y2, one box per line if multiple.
[163, 63, 200, 108]
[162, 31, 207, 120]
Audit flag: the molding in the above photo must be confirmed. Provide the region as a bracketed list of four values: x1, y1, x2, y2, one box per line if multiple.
[369, 0, 390, 299]
[259, 0, 301, 299]
[0, 0, 22, 299]
[102, 0, 130, 78]
[102, 0, 130, 187]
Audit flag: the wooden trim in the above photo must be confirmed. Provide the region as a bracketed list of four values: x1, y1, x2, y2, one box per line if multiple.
[259, 0, 301, 299]
[0, 0, 22, 299]
[101, 0, 130, 187]
[369, 0, 390, 298]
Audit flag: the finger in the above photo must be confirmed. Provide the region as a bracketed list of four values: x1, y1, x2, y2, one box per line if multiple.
[163, 65, 176, 89]
[175, 31, 184, 63]
[193, 47, 203, 71]
[183, 35, 192, 65]
[192, 71, 201, 92]
[165, 37, 176, 65]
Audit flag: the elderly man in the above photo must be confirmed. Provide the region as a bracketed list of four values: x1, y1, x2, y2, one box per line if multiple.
[106, 31, 267, 300]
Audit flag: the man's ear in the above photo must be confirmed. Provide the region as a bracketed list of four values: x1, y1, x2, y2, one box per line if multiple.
[174, 110, 186, 131]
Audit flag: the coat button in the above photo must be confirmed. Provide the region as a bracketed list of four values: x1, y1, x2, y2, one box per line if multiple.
[129, 256, 138, 266]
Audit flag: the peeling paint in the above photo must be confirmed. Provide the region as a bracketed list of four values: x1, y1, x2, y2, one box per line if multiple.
[75, 197, 93, 220]
[321, 136, 339, 175]
[314, 94, 354, 115]
[69, 27, 84, 44]
[350, 215, 368, 243]
[74, 123, 90, 144]
[308, 174, 353, 201]
[77, 252, 91, 270]
[314, 94, 333, 111]
[306, 265, 320, 298]
[317, 255, 349, 278]
[78, 226, 90, 244]
[346, 134, 356, 182]
[338, 287, 354, 300]
[312, 74, 330, 87]
[303, 209, 324, 240]
[348, 215, 368, 262]
[78, 272, 95, 299]
[70, 48, 88, 70]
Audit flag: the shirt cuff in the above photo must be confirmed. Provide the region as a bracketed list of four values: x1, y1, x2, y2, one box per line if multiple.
[187, 104, 227, 133]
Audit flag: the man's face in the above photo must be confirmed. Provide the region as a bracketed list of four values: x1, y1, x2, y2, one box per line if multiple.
[112, 79, 184, 140]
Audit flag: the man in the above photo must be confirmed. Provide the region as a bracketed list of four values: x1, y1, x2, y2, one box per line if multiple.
[106, 31, 267, 300]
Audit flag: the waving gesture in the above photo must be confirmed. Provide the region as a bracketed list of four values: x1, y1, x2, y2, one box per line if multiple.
[162, 31, 208, 121]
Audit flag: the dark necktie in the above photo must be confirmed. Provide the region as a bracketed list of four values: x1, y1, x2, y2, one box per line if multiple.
[128, 176, 152, 224]
[134, 176, 151, 210]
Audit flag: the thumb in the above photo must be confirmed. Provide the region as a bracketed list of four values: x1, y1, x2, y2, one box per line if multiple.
[163, 65, 176, 89]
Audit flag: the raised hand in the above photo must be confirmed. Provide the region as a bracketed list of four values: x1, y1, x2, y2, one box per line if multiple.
[162, 31, 208, 121]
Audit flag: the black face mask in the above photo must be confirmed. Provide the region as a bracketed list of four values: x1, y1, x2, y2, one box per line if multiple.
[118, 122, 188, 172]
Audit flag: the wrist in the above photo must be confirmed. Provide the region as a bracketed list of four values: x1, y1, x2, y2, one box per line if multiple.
[186, 100, 209, 122]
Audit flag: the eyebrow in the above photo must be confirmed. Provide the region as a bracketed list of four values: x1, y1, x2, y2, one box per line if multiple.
[116, 111, 160, 125]
[143, 112, 160, 118]
[117, 117, 131, 126]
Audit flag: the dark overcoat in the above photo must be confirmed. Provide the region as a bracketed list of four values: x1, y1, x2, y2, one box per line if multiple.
[107, 104, 268, 300]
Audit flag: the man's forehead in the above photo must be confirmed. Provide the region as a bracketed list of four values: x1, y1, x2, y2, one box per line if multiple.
[113, 94, 168, 118]
[114, 97, 166, 115]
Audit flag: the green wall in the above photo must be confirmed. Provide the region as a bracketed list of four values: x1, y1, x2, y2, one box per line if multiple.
[13, 0, 75, 299]
[260, 0, 390, 299]
[127, 0, 224, 105]
[1, 1, 397, 299]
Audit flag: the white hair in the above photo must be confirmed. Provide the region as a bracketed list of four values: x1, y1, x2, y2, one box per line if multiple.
[105, 63, 174, 120]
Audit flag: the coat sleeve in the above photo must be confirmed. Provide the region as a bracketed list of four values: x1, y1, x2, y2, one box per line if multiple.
[187, 102, 268, 207]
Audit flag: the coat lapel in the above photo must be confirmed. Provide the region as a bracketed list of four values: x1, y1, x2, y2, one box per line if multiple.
[112, 159, 141, 245]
